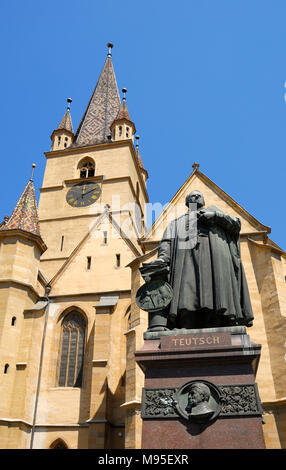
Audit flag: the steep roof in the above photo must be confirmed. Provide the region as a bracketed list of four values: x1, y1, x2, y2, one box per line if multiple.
[117, 95, 131, 121]
[73, 48, 121, 146]
[57, 106, 73, 133]
[0, 178, 41, 237]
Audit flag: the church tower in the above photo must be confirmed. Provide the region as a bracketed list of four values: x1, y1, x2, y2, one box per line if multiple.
[22, 43, 148, 449]
[39, 43, 148, 283]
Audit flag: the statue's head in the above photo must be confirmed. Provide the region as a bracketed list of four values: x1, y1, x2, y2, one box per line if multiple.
[188, 383, 210, 405]
[185, 190, 205, 209]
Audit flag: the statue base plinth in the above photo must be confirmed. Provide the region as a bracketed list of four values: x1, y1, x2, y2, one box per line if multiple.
[135, 327, 265, 449]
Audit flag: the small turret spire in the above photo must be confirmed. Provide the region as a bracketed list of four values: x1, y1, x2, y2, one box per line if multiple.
[57, 98, 73, 133]
[50, 98, 74, 150]
[0, 171, 41, 237]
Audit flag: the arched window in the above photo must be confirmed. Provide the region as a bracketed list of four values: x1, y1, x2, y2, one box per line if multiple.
[4, 364, 9, 374]
[79, 159, 95, 178]
[58, 312, 86, 388]
[50, 438, 68, 449]
[11, 316, 16, 326]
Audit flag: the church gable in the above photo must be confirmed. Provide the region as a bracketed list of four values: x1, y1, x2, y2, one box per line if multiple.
[50, 210, 140, 296]
[143, 165, 270, 245]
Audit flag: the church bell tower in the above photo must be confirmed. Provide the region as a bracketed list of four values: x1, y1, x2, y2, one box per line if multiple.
[22, 43, 148, 449]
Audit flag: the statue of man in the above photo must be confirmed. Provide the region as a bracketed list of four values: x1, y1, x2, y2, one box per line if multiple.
[153, 190, 254, 329]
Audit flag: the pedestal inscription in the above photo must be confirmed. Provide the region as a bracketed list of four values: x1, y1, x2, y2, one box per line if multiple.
[160, 332, 232, 350]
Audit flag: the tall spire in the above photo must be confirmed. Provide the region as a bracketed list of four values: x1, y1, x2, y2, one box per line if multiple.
[57, 98, 73, 133]
[73, 43, 121, 146]
[1, 166, 41, 237]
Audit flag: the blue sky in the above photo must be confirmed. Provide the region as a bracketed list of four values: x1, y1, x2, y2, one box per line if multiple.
[0, 0, 286, 248]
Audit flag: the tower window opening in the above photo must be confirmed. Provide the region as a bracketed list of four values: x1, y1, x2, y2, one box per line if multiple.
[87, 256, 91, 270]
[4, 364, 9, 374]
[103, 231, 108, 245]
[126, 127, 129, 138]
[116, 254, 121, 267]
[11, 316, 16, 326]
[65, 137, 68, 141]
[79, 160, 95, 178]
[119, 126, 122, 137]
[60, 236, 64, 252]
[58, 136, 61, 146]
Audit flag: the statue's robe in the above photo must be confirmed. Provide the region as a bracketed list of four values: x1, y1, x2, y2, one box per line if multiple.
[157, 206, 254, 326]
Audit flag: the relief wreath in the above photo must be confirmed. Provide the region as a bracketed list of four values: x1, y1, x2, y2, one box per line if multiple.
[136, 279, 173, 313]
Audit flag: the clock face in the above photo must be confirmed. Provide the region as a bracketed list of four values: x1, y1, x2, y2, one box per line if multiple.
[66, 181, 101, 207]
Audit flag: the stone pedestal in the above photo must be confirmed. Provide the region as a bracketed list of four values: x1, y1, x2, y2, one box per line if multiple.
[135, 326, 265, 449]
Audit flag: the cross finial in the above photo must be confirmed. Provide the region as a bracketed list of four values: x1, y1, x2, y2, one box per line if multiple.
[67, 97, 72, 110]
[30, 163, 36, 181]
[192, 162, 200, 170]
[135, 135, 140, 149]
[122, 88, 127, 100]
[107, 42, 113, 57]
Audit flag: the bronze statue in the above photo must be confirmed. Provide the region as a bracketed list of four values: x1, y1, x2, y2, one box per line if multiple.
[138, 190, 254, 330]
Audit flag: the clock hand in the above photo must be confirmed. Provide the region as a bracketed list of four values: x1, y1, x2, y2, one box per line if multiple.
[84, 187, 99, 196]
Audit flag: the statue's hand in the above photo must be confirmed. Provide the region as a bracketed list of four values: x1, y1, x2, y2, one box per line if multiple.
[198, 210, 216, 225]
[145, 258, 167, 266]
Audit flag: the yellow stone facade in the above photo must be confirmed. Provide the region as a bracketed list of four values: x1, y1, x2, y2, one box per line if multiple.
[0, 48, 285, 449]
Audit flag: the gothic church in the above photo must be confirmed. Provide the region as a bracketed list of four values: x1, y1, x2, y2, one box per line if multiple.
[0, 44, 285, 449]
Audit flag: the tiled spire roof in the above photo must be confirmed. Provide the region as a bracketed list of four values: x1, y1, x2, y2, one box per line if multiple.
[135, 136, 145, 171]
[117, 89, 131, 121]
[1, 175, 41, 237]
[73, 44, 120, 146]
[57, 99, 73, 133]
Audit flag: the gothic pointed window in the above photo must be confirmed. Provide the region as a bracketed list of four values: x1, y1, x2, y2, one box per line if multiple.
[58, 312, 86, 387]
[79, 159, 95, 178]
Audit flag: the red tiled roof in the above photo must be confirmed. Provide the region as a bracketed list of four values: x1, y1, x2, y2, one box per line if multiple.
[1, 179, 41, 236]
